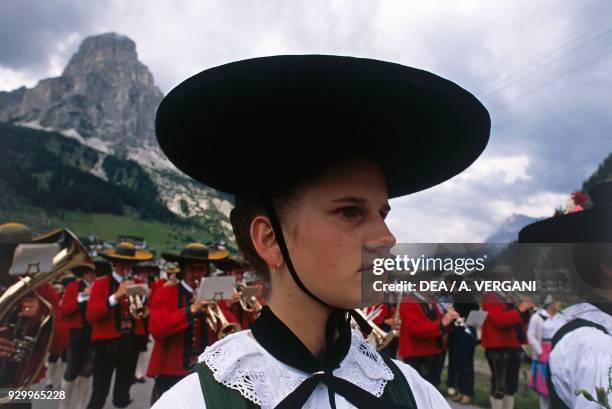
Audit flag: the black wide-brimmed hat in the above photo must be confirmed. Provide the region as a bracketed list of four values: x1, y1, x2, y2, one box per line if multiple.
[518, 181, 612, 243]
[156, 55, 490, 197]
[102, 241, 154, 263]
[162, 242, 230, 264]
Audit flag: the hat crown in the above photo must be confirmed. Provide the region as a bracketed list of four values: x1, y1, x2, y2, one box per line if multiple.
[0, 223, 33, 244]
[115, 241, 136, 257]
[181, 242, 209, 258]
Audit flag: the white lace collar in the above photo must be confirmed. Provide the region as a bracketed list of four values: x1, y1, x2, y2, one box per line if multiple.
[199, 330, 394, 409]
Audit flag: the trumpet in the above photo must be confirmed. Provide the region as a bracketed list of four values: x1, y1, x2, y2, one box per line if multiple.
[203, 299, 241, 339]
[125, 283, 149, 319]
[233, 282, 262, 315]
[0, 230, 93, 401]
[352, 308, 395, 351]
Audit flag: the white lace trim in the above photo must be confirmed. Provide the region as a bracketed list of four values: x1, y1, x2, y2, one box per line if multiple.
[199, 330, 394, 409]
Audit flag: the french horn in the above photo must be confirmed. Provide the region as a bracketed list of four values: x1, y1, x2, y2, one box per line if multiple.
[0, 229, 93, 402]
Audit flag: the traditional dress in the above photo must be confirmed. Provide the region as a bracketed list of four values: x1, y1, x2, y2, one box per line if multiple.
[147, 280, 238, 401]
[547, 303, 611, 409]
[152, 307, 450, 409]
[398, 292, 450, 387]
[481, 291, 530, 408]
[86, 271, 147, 409]
[527, 308, 551, 404]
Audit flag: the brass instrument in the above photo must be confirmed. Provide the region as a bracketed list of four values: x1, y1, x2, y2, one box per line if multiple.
[0, 229, 93, 402]
[352, 308, 395, 351]
[203, 295, 241, 339]
[125, 283, 149, 319]
[233, 282, 262, 315]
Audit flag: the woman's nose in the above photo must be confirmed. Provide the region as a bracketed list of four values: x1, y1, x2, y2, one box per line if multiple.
[365, 219, 396, 252]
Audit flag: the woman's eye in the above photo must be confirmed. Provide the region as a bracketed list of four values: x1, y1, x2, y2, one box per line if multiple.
[339, 207, 360, 219]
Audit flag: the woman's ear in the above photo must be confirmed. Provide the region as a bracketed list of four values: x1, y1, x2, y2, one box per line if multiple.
[250, 215, 281, 270]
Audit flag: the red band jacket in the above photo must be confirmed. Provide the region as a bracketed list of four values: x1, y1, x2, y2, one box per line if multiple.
[481, 291, 529, 349]
[398, 294, 449, 358]
[86, 274, 146, 341]
[147, 282, 239, 377]
[60, 279, 91, 330]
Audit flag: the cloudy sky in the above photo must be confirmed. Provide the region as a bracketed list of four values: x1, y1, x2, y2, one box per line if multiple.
[1, 0, 611, 242]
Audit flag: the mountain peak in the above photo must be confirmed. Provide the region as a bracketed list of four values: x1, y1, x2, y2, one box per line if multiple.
[0, 32, 163, 147]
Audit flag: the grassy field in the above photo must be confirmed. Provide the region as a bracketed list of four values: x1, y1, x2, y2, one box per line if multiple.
[1, 206, 229, 254]
[438, 345, 539, 409]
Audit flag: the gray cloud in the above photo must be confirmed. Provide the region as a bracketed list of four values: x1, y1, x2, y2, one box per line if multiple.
[1, 0, 611, 241]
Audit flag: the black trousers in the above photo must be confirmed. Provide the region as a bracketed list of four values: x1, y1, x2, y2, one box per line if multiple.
[87, 337, 139, 409]
[403, 352, 445, 387]
[485, 347, 522, 398]
[150, 375, 184, 405]
[64, 327, 94, 381]
[446, 330, 476, 396]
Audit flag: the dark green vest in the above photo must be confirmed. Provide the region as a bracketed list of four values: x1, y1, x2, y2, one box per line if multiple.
[547, 318, 609, 409]
[194, 355, 417, 409]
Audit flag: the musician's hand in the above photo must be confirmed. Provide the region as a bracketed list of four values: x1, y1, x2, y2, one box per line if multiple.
[84, 286, 92, 295]
[231, 291, 241, 304]
[163, 280, 176, 287]
[518, 300, 534, 313]
[114, 280, 134, 299]
[441, 309, 460, 326]
[383, 318, 396, 326]
[19, 297, 40, 318]
[190, 297, 208, 315]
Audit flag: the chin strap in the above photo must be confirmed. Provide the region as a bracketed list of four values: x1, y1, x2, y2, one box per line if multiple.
[262, 194, 372, 339]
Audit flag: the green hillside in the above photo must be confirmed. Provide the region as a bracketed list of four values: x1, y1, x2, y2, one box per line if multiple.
[0, 122, 233, 252]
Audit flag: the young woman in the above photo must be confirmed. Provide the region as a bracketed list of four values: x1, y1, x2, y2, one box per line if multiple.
[151, 55, 490, 409]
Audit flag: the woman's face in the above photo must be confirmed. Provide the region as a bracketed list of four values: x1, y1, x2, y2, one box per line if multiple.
[282, 157, 396, 309]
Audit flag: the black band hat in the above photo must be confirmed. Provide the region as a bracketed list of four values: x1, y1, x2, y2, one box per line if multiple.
[101, 241, 154, 263]
[518, 181, 612, 298]
[518, 181, 612, 243]
[161, 242, 230, 264]
[156, 55, 490, 408]
[157, 54, 490, 309]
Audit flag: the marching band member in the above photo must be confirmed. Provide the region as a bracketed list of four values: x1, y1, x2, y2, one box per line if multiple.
[519, 181, 612, 409]
[0, 223, 71, 409]
[151, 55, 490, 408]
[147, 243, 238, 403]
[86, 241, 153, 409]
[59, 265, 98, 409]
[398, 291, 457, 387]
[481, 290, 532, 409]
[526, 294, 561, 409]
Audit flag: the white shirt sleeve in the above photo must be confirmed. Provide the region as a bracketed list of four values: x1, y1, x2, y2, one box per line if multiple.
[391, 359, 452, 409]
[151, 373, 205, 409]
[549, 327, 612, 409]
[527, 313, 543, 356]
[108, 294, 118, 307]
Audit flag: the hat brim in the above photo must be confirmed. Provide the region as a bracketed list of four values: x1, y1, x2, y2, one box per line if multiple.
[156, 55, 490, 198]
[518, 207, 612, 243]
[161, 249, 229, 264]
[102, 249, 154, 262]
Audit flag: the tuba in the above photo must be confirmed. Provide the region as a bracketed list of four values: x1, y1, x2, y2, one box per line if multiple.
[0, 229, 93, 402]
